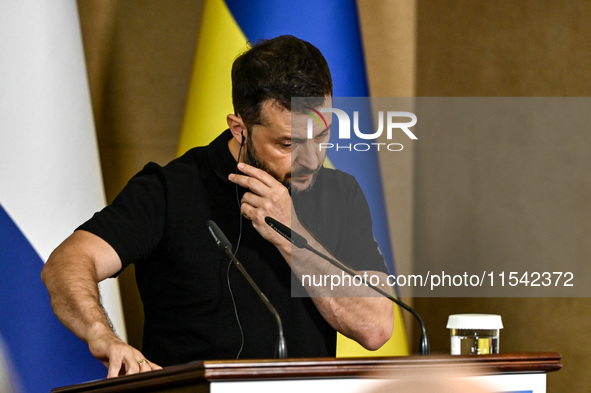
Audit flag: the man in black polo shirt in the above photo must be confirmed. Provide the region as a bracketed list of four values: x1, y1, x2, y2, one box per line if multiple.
[41, 35, 393, 378]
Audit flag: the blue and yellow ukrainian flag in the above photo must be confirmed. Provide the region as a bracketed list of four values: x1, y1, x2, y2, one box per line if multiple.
[179, 0, 408, 357]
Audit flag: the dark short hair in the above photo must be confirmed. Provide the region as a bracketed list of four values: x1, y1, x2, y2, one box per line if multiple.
[231, 35, 333, 129]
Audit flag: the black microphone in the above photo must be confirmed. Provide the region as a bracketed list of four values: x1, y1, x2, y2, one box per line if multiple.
[207, 220, 287, 359]
[208, 219, 233, 250]
[265, 216, 308, 248]
[265, 216, 430, 355]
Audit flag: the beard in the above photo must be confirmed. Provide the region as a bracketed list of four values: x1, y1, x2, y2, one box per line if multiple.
[244, 136, 320, 194]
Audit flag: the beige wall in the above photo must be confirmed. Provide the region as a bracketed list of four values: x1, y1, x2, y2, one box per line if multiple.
[78, 1, 589, 390]
[411, 1, 591, 392]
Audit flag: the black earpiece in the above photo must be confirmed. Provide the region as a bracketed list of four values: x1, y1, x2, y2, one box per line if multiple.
[240, 130, 245, 146]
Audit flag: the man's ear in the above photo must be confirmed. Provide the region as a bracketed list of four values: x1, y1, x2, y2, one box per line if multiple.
[227, 114, 247, 144]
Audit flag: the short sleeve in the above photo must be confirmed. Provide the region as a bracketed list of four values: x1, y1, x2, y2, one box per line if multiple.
[78, 162, 166, 273]
[340, 178, 389, 274]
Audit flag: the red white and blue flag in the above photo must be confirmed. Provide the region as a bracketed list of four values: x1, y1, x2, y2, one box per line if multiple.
[0, 1, 125, 391]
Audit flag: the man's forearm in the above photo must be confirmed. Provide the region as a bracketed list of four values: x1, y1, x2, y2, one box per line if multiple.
[310, 290, 393, 350]
[278, 227, 394, 350]
[42, 231, 160, 377]
[41, 243, 116, 345]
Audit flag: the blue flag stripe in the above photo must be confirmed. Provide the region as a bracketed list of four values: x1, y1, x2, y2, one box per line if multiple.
[0, 204, 106, 392]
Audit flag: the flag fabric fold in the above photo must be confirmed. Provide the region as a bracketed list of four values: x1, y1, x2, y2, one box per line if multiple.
[180, 0, 408, 356]
[0, 1, 125, 391]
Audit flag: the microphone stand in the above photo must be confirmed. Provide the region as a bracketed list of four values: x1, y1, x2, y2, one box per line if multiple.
[208, 220, 287, 359]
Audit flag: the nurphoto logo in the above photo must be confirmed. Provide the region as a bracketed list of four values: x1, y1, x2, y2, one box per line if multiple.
[306, 107, 418, 152]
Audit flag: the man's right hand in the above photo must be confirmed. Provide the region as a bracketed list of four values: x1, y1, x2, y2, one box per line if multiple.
[87, 325, 162, 377]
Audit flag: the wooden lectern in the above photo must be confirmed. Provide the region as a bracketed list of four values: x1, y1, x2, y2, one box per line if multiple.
[52, 352, 561, 393]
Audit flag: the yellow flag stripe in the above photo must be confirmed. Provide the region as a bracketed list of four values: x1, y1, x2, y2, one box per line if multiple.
[178, 0, 248, 155]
